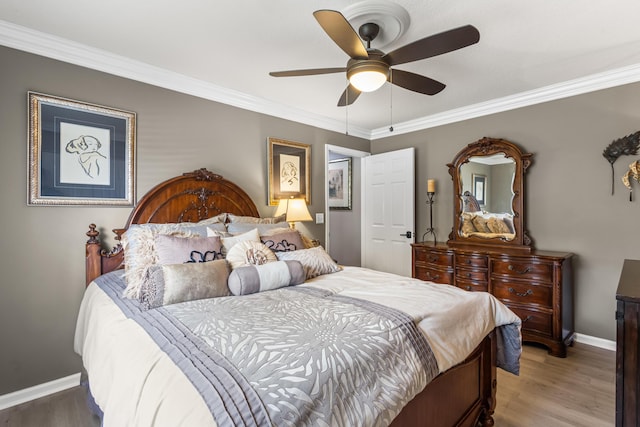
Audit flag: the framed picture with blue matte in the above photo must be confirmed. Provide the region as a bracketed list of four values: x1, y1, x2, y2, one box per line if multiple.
[28, 92, 136, 206]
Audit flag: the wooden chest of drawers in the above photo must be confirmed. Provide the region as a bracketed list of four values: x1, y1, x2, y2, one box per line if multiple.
[412, 242, 574, 357]
[616, 259, 640, 426]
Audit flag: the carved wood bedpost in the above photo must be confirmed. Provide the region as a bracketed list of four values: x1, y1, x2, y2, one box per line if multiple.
[86, 224, 102, 287]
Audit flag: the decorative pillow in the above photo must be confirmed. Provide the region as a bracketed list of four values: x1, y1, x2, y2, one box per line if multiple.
[227, 260, 305, 296]
[260, 229, 306, 252]
[196, 213, 228, 226]
[227, 222, 291, 235]
[220, 228, 260, 253]
[472, 216, 491, 233]
[225, 240, 277, 269]
[140, 260, 230, 309]
[275, 246, 341, 279]
[487, 217, 511, 234]
[154, 235, 223, 264]
[461, 213, 477, 235]
[227, 214, 286, 224]
[122, 222, 213, 299]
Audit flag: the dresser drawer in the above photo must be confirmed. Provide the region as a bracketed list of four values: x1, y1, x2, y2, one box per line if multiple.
[414, 248, 453, 266]
[414, 266, 453, 284]
[492, 278, 552, 308]
[456, 253, 488, 269]
[456, 278, 488, 292]
[491, 258, 553, 283]
[507, 306, 552, 336]
[455, 267, 488, 283]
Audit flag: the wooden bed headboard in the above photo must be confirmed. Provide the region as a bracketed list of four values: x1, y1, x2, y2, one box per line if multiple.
[85, 168, 260, 285]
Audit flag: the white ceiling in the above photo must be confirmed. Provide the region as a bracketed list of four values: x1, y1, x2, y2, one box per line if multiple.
[2, 0, 640, 139]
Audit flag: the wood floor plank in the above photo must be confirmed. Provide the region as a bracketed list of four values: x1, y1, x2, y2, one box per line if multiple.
[0, 342, 615, 426]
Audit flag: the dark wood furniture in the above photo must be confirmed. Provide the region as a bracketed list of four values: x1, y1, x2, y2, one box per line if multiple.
[85, 168, 501, 427]
[413, 137, 575, 357]
[412, 242, 574, 357]
[616, 259, 640, 426]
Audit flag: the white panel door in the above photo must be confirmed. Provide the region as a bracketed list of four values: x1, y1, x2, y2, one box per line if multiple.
[361, 147, 415, 276]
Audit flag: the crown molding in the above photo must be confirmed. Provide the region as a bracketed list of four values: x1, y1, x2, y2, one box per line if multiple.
[3, 19, 640, 142]
[0, 20, 370, 139]
[370, 62, 640, 139]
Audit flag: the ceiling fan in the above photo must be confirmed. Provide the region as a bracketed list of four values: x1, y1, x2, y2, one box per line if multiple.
[270, 10, 480, 106]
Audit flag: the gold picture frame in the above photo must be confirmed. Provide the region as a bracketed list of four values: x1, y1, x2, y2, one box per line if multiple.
[267, 137, 310, 206]
[28, 92, 136, 206]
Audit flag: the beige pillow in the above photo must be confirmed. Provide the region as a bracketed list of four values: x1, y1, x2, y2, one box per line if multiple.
[275, 246, 341, 279]
[225, 240, 277, 269]
[461, 214, 477, 235]
[472, 216, 491, 233]
[140, 260, 230, 309]
[227, 214, 286, 224]
[487, 217, 511, 234]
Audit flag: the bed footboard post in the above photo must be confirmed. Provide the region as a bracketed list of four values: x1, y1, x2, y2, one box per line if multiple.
[479, 330, 498, 427]
[86, 224, 102, 287]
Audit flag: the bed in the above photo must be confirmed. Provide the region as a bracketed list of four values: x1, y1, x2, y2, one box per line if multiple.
[76, 168, 521, 427]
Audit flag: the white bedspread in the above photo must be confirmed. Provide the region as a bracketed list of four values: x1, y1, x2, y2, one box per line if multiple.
[74, 266, 521, 427]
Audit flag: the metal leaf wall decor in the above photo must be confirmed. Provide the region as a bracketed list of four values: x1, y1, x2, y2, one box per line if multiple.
[622, 160, 640, 201]
[603, 130, 640, 195]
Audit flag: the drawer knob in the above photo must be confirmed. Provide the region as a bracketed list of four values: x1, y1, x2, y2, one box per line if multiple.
[427, 272, 440, 281]
[508, 287, 533, 297]
[507, 264, 531, 274]
[467, 272, 472, 278]
[521, 315, 533, 323]
[465, 259, 472, 264]
[465, 285, 472, 291]
[428, 255, 438, 262]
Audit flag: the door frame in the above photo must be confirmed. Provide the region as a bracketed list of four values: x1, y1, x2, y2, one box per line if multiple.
[324, 144, 370, 254]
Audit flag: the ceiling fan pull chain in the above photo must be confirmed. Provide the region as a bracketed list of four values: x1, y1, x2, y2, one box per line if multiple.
[389, 69, 394, 132]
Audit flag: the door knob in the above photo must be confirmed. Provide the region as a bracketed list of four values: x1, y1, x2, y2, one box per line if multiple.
[400, 231, 412, 238]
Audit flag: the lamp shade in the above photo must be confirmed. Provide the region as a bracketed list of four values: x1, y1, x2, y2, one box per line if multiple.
[285, 199, 312, 223]
[274, 198, 288, 217]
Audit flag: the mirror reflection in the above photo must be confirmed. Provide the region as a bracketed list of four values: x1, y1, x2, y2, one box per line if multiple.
[458, 153, 516, 241]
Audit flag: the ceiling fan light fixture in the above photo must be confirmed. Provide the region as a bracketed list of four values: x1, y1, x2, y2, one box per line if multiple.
[347, 61, 389, 92]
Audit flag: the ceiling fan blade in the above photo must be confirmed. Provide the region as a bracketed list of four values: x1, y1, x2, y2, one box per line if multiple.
[390, 69, 446, 95]
[383, 25, 480, 66]
[313, 10, 368, 59]
[337, 84, 362, 106]
[270, 67, 346, 77]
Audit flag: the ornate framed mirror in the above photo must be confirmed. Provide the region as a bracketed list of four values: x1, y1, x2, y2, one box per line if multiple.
[447, 137, 534, 253]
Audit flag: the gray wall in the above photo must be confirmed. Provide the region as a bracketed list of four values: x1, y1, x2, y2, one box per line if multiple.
[0, 46, 368, 395]
[373, 83, 640, 342]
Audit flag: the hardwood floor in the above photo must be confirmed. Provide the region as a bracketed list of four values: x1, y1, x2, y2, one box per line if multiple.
[0, 343, 614, 427]
[493, 342, 615, 426]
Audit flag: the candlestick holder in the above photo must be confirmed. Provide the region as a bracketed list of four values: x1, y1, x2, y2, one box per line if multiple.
[421, 192, 437, 245]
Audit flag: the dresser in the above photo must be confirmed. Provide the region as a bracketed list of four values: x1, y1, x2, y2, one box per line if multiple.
[616, 259, 640, 426]
[412, 242, 574, 357]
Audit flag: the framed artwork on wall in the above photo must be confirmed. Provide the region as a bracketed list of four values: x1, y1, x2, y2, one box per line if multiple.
[328, 157, 352, 210]
[472, 173, 487, 206]
[27, 92, 136, 206]
[267, 137, 311, 206]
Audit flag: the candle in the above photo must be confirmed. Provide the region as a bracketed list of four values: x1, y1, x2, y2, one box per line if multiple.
[427, 179, 436, 193]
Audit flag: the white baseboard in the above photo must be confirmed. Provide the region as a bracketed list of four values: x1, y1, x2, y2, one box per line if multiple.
[0, 372, 81, 411]
[574, 333, 616, 352]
